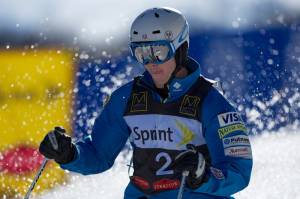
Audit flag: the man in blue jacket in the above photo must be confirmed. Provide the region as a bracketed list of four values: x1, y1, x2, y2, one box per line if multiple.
[39, 7, 252, 199]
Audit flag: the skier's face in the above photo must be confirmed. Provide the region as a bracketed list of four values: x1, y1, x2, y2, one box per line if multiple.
[145, 57, 176, 88]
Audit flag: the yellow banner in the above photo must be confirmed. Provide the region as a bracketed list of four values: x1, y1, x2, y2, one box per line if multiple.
[0, 49, 74, 198]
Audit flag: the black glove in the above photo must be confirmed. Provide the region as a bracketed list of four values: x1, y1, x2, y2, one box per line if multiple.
[172, 144, 206, 189]
[39, 126, 75, 164]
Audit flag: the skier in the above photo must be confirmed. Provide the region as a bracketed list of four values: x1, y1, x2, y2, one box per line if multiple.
[39, 7, 253, 199]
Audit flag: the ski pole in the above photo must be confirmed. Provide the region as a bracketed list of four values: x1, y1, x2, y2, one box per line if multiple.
[24, 130, 59, 199]
[177, 170, 189, 199]
[24, 158, 49, 199]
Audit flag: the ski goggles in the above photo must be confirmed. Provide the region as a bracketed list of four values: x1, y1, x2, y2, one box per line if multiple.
[130, 40, 176, 65]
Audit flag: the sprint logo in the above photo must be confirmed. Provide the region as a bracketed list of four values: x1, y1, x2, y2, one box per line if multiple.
[127, 116, 200, 150]
[132, 127, 174, 144]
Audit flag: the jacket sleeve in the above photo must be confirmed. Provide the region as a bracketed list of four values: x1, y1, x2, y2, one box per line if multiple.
[60, 82, 133, 175]
[194, 88, 253, 196]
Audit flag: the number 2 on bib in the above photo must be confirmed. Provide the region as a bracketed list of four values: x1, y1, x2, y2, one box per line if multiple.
[155, 152, 174, 176]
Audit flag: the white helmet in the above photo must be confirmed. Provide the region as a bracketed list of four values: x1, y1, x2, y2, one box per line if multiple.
[130, 7, 189, 48]
[129, 7, 189, 65]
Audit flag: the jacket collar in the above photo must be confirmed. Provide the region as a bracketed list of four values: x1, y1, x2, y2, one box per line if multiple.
[139, 57, 201, 102]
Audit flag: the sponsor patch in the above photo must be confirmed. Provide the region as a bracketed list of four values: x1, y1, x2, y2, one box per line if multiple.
[124, 114, 205, 150]
[218, 123, 247, 138]
[210, 167, 225, 180]
[224, 146, 252, 159]
[153, 178, 180, 191]
[179, 95, 200, 117]
[130, 91, 148, 112]
[223, 135, 250, 148]
[172, 82, 182, 92]
[218, 112, 243, 127]
[131, 176, 150, 190]
[132, 126, 174, 145]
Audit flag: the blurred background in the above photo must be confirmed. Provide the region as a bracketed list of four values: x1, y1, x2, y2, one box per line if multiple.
[0, 0, 299, 198]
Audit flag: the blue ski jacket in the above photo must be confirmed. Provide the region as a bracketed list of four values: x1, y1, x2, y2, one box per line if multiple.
[61, 57, 253, 199]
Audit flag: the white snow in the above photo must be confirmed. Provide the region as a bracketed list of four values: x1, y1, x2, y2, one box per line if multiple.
[1, 0, 300, 45]
[36, 126, 300, 199]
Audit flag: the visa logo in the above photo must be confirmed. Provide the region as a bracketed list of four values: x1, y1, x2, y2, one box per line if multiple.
[218, 112, 243, 127]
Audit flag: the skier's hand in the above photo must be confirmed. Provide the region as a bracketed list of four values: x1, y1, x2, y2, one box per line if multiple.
[172, 144, 206, 189]
[39, 126, 75, 164]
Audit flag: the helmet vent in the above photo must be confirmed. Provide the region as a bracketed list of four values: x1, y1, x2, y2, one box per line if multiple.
[152, 30, 160, 34]
[154, 13, 160, 18]
[133, 31, 138, 35]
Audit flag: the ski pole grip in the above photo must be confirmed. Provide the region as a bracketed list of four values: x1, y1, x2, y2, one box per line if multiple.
[182, 170, 189, 177]
[48, 126, 65, 151]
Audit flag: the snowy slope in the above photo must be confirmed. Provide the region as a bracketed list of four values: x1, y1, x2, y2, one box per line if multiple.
[36, 126, 300, 199]
[1, 0, 300, 46]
